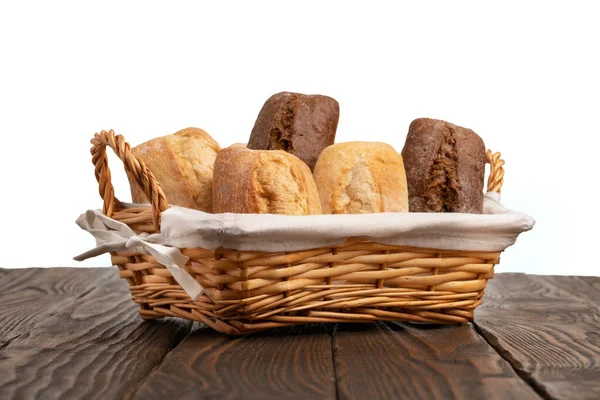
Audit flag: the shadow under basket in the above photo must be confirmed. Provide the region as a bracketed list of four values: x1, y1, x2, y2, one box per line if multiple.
[91, 130, 507, 335]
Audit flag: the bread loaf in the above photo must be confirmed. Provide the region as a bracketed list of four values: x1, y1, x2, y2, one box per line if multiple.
[247, 92, 339, 170]
[401, 118, 486, 213]
[212, 147, 322, 215]
[128, 127, 220, 211]
[312, 142, 409, 214]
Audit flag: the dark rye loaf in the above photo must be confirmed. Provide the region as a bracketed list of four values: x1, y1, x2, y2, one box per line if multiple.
[247, 92, 339, 171]
[401, 118, 486, 213]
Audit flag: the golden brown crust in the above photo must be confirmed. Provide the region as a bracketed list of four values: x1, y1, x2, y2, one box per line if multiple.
[212, 147, 322, 215]
[212, 147, 260, 213]
[313, 142, 409, 214]
[128, 127, 220, 211]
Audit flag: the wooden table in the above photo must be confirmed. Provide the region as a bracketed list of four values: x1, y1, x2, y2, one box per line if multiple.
[0, 269, 598, 400]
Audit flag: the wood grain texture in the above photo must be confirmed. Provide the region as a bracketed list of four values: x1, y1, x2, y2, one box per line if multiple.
[475, 273, 600, 400]
[543, 275, 600, 307]
[333, 321, 540, 400]
[0, 268, 192, 400]
[132, 323, 336, 400]
[0, 268, 105, 346]
[2, 269, 599, 400]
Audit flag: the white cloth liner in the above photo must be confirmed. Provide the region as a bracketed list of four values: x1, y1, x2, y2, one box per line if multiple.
[74, 211, 204, 300]
[74, 192, 535, 299]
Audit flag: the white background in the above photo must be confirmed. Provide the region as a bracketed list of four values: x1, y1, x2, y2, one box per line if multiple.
[0, 1, 597, 275]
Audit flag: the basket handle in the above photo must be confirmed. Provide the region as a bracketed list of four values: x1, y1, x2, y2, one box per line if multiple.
[91, 130, 169, 230]
[486, 150, 504, 194]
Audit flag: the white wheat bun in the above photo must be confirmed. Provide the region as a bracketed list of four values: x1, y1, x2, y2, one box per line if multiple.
[128, 127, 220, 211]
[212, 146, 322, 215]
[312, 141, 409, 214]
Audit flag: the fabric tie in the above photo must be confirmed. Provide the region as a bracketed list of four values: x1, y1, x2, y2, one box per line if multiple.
[73, 209, 204, 300]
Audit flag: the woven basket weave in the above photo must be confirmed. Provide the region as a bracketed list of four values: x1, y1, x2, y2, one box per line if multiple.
[91, 130, 506, 335]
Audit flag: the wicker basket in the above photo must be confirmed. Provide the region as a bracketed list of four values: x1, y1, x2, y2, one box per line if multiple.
[91, 130, 506, 335]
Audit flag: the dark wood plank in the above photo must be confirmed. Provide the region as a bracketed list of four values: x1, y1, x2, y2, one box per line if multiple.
[0, 268, 192, 400]
[0, 268, 115, 345]
[3, 269, 597, 399]
[132, 323, 336, 400]
[474, 273, 600, 400]
[333, 321, 540, 400]
[0, 268, 136, 349]
[544, 275, 600, 307]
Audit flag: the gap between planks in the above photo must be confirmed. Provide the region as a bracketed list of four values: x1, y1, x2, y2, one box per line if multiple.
[130, 319, 545, 400]
[330, 324, 341, 400]
[471, 322, 552, 400]
[126, 322, 196, 400]
[330, 320, 543, 399]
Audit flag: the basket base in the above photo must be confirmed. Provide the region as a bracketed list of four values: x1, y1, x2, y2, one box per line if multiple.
[114, 241, 497, 335]
[129, 285, 483, 335]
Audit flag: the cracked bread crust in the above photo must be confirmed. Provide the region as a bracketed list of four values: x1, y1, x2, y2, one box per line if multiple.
[401, 118, 486, 213]
[426, 125, 460, 212]
[212, 146, 322, 215]
[313, 142, 409, 214]
[332, 160, 382, 214]
[247, 92, 339, 170]
[129, 127, 220, 211]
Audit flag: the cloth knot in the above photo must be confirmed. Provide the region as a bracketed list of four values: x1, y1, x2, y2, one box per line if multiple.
[74, 209, 204, 300]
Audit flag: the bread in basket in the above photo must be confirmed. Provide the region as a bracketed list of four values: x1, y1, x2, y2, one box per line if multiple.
[75, 130, 534, 335]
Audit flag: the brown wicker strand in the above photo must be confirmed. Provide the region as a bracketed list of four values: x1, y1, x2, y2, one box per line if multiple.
[486, 150, 505, 194]
[91, 129, 169, 230]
